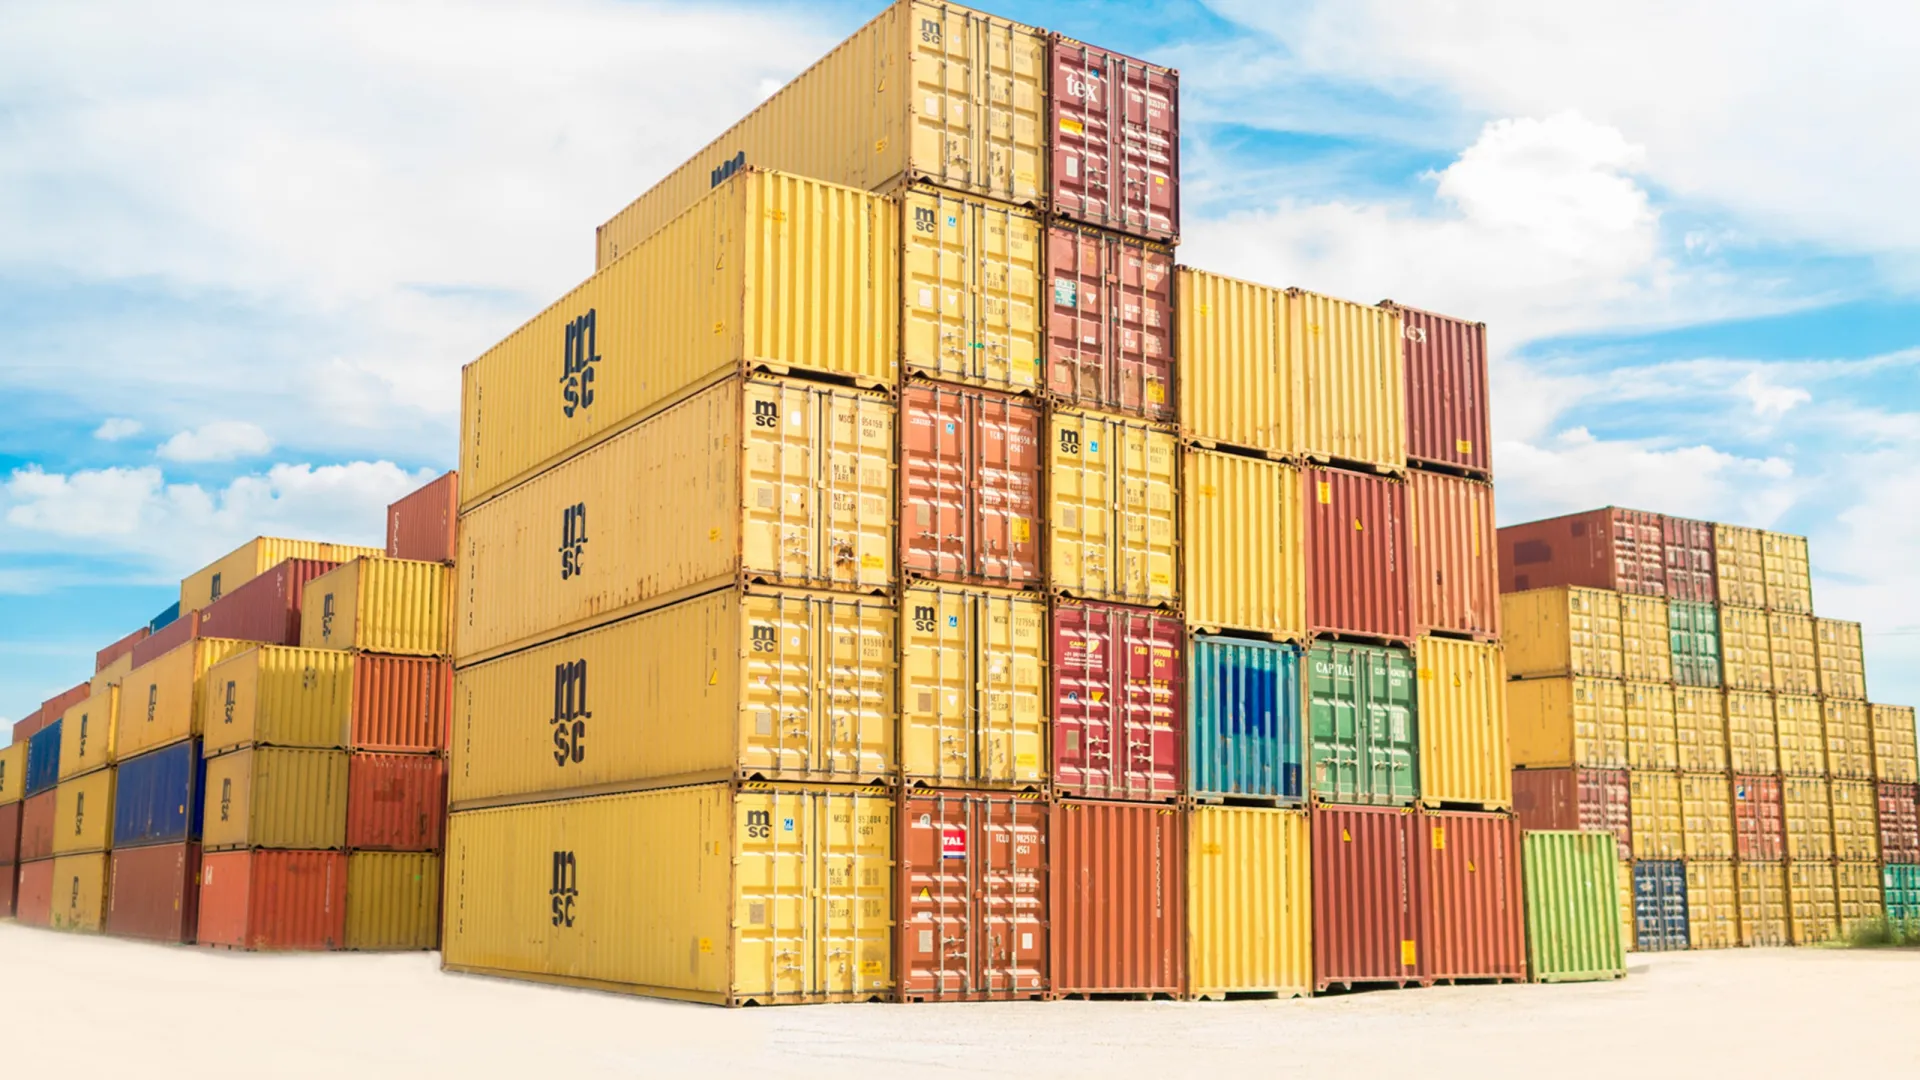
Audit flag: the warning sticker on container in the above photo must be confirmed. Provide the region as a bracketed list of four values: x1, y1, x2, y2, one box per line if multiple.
[1148, 384, 1165, 403]
[863, 959, 883, 975]
[1059, 118, 1084, 136]
[1401, 940, 1417, 967]
[1317, 482, 1331, 504]
[941, 824, 968, 860]
[1015, 752, 1037, 770]
[1456, 439, 1473, 454]
[1011, 517, 1031, 543]
[862, 554, 884, 569]
[1431, 826, 1445, 850]
[1054, 278, 1077, 307]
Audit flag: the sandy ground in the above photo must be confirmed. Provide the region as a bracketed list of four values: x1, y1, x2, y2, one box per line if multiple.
[3, 924, 1917, 1078]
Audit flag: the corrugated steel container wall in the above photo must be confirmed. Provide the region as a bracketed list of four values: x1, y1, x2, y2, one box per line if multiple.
[1507, 676, 1627, 771]
[1725, 690, 1779, 775]
[1672, 686, 1727, 774]
[1760, 531, 1812, 613]
[1183, 450, 1304, 638]
[1884, 863, 1920, 923]
[1814, 618, 1866, 700]
[1829, 779, 1879, 862]
[345, 851, 441, 951]
[594, 1, 1046, 265]
[115, 638, 256, 760]
[301, 558, 452, 657]
[26, 720, 62, 796]
[1661, 515, 1718, 604]
[1308, 641, 1417, 805]
[202, 748, 349, 851]
[0, 800, 18, 865]
[58, 687, 118, 781]
[1415, 637, 1509, 809]
[1732, 774, 1786, 862]
[1718, 606, 1772, 691]
[1668, 601, 1721, 688]
[1686, 860, 1737, 949]
[0, 859, 13, 917]
[443, 783, 894, 1005]
[1679, 772, 1734, 860]
[1186, 806, 1310, 998]
[1509, 767, 1631, 861]
[1407, 471, 1498, 639]
[346, 754, 445, 852]
[50, 851, 110, 933]
[1389, 303, 1490, 476]
[1824, 699, 1873, 781]
[1292, 289, 1404, 470]
[1303, 467, 1408, 640]
[114, 741, 205, 849]
[900, 383, 1043, 587]
[1189, 637, 1303, 804]
[1519, 831, 1624, 983]
[107, 842, 200, 944]
[197, 849, 348, 951]
[1051, 798, 1185, 996]
[1047, 408, 1179, 607]
[52, 768, 114, 855]
[1774, 693, 1826, 776]
[1623, 681, 1677, 772]
[386, 471, 458, 564]
[149, 601, 180, 634]
[181, 537, 380, 616]
[1627, 770, 1683, 859]
[1497, 508, 1665, 596]
[12, 706, 47, 746]
[1781, 776, 1834, 861]
[1612, 856, 1637, 953]
[1311, 805, 1426, 989]
[1712, 524, 1765, 608]
[96, 626, 149, 674]
[196, 557, 339, 649]
[16, 858, 54, 927]
[20, 789, 57, 861]
[1786, 860, 1837, 945]
[1766, 612, 1817, 695]
[451, 587, 895, 806]
[897, 790, 1049, 1002]
[1877, 781, 1920, 862]
[1618, 595, 1672, 683]
[899, 188, 1044, 393]
[1050, 601, 1183, 801]
[1632, 860, 1689, 951]
[1836, 861, 1883, 938]
[1421, 810, 1524, 981]
[92, 650, 133, 697]
[0, 741, 23, 805]
[1048, 36, 1179, 241]
[1871, 703, 1918, 783]
[202, 646, 353, 757]
[456, 375, 895, 665]
[1736, 861, 1788, 947]
[352, 655, 450, 754]
[900, 584, 1046, 789]
[1047, 223, 1175, 420]
[41, 680, 93, 723]
[1501, 586, 1621, 679]
[1177, 268, 1299, 458]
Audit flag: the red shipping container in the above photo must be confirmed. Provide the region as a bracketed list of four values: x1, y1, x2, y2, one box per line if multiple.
[1051, 798, 1184, 997]
[131, 610, 200, 670]
[1732, 774, 1786, 862]
[108, 842, 201, 944]
[900, 383, 1043, 587]
[387, 471, 458, 564]
[898, 789, 1049, 1002]
[196, 558, 339, 647]
[1385, 302, 1490, 478]
[197, 849, 347, 951]
[1407, 470, 1499, 640]
[0, 800, 19, 865]
[96, 626, 150, 674]
[1, 861, 15, 917]
[1510, 767, 1632, 861]
[347, 753, 446, 851]
[40, 682, 90, 725]
[18, 789, 57, 862]
[1662, 515, 1718, 604]
[1044, 222, 1175, 422]
[16, 858, 54, 927]
[13, 707, 46, 745]
[1878, 781, 1919, 863]
[1420, 810, 1524, 982]
[1305, 467, 1410, 641]
[1313, 805, 1428, 990]
[1498, 507, 1666, 596]
[1047, 36, 1179, 243]
[352, 655, 451, 753]
[1050, 601, 1182, 801]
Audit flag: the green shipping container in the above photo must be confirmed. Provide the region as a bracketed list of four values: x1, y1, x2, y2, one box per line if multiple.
[1308, 641, 1417, 805]
[1885, 863, 1920, 924]
[1669, 602, 1721, 688]
[1523, 830, 1627, 982]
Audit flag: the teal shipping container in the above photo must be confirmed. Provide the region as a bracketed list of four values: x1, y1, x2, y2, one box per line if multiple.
[1521, 830, 1626, 982]
[1669, 601, 1721, 688]
[1886, 863, 1920, 924]
[1190, 637, 1303, 805]
[1308, 641, 1417, 805]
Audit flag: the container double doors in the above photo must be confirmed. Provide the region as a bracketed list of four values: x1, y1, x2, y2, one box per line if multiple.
[898, 791, 1048, 1000]
[900, 383, 1042, 585]
[1308, 642, 1416, 805]
[1632, 860, 1690, 951]
[899, 585, 1046, 787]
[1051, 602, 1182, 800]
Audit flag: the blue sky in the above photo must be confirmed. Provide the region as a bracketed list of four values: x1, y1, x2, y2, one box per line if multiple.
[3, 0, 1919, 716]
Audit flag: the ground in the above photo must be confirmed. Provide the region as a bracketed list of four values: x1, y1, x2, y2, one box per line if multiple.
[3, 923, 1916, 1077]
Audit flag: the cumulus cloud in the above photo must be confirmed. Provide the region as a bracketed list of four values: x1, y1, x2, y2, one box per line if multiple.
[1737, 371, 1813, 420]
[92, 418, 143, 441]
[155, 421, 275, 463]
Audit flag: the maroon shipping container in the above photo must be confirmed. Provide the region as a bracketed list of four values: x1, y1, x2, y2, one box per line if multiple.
[0, 800, 19, 865]
[13, 707, 46, 745]
[351, 655, 451, 753]
[1732, 774, 1786, 862]
[40, 681, 90, 725]
[1312, 805, 1428, 991]
[1509, 767, 1632, 862]
[1420, 810, 1524, 982]
[19, 789, 57, 862]
[1878, 781, 1919, 863]
[108, 842, 201, 944]
[898, 789, 1049, 1002]
[1051, 798, 1184, 997]
[197, 849, 347, 951]
[1498, 507, 1666, 596]
[16, 858, 53, 927]
[1407, 470, 1499, 640]
[196, 558, 340, 648]
[1305, 467, 1410, 641]
[1044, 222, 1174, 422]
[1385, 302, 1491, 478]
[96, 626, 150, 674]
[132, 610, 200, 670]
[347, 753, 446, 851]
[900, 383, 1043, 586]
[1050, 601, 1182, 801]
[1662, 515, 1718, 604]
[1047, 36, 1178, 243]
[387, 471, 458, 564]
[1, 861, 15, 917]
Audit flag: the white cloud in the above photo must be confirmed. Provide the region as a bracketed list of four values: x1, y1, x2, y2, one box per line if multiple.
[92, 418, 143, 441]
[1737, 371, 1812, 420]
[156, 421, 275, 463]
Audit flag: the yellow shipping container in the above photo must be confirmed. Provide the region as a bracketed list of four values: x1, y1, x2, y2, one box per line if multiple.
[1836, 861, 1883, 940]
[52, 767, 114, 855]
[1736, 861, 1788, 947]
[1508, 676, 1626, 769]
[1617, 594, 1671, 683]
[1679, 773, 1733, 860]
[1048, 408, 1178, 607]
[1814, 618, 1867, 700]
[594, 1, 1046, 266]
[1182, 449, 1303, 638]
[1714, 524, 1765, 608]
[1617, 858, 1636, 954]
[1773, 693, 1826, 777]
[1686, 861, 1736, 950]
[1823, 699, 1872, 781]
[201, 647, 353, 756]
[202, 747, 349, 852]
[1724, 690, 1779, 776]
[899, 583, 1045, 789]
[301, 558, 451, 657]
[1177, 268, 1300, 460]
[1673, 686, 1727, 774]
[115, 638, 256, 760]
[1718, 606, 1772, 692]
[1787, 861, 1837, 945]
[91, 649, 132, 698]
[1830, 780, 1879, 862]
[1415, 637, 1510, 809]
[1871, 703, 1918, 784]
[1291, 289, 1405, 471]
[49, 852, 110, 934]
[347, 852, 442, 951]
[1500, 587, 1621, 680]
[1781, 776, 1833, 861]
[1623, 681, 1677, 772]
[181, 537, 381, 616]
[451, 586, 894, 807]
[900, 186, 1043, 392]
[58, 686, 118, 781]
[456, 374, 895, 665]
[1628, 770, 1683, 859]
[1765, 612, 1817, 695]
[443, 782, 893, 1006]
[0, 741, 23, 804]
[1761, 531, 1812, 614]
[1187, 806, 1311, 999]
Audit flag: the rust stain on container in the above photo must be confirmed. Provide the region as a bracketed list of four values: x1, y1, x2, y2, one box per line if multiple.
[1050, 798, 1185, 997]
[1303, 467, 1408, 640]
[1407, 471, 1497, 639]
[1420, 810, 1523, 982]
[1385, 302, 1489, 477]
[898, 789, 1049, 1001]
[1732, 774, 1785, 862]
[1312, 805, 1426, 990]
[197, 848, 347, 951]
[386, 471, 458, 565]
[347, 753, 446, 852]
[107, 842, 200, 944]
[900, 382, 1042, 587]
[1046, 225, 1175, 422]
[1498, 507, 1665, 596]
[1048, 36, 1178, 242]
[352, 655, 451, 754]
[1050, 601, 1182, 801]
[1509, 767, 1631, 861]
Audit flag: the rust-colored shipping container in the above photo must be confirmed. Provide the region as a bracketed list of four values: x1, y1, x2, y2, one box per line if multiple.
[1045, 222, 1175, 421]
[900, 382, 1043, 586]
[16, 858, 54, 927]
[1312, 805, 1427, 990]
[1051, 798, 1184, 997]
[1879, 781, 1920, 862]
[898, 789, 1049, 1002]
[1498, 508, 1665, 596]
[1420, 810, 1523, 982]
[1304, 467, 1409, 641]
[1050, 601, 1182, 801]
[1509, 767, 1631, 861]
[0, 859, 13, 917]
[346, 753, 446, 852]
[198, 848, 347, 951]
[42, 682, 91, 722]
[107, 842, 201, 944]
[1048, 36, 1179, 242]
[0, 800, 18, 864]
[1661, 516, 1717, 604]
[13, 707, 46, 745]
[131, 611, 204, 670]
[1386, 302, 1490, 478]
[1407, 471, 1498, 639]
[352, 655, 451, 754]
[386, 471, 458, 564]
[196, 557, 340, 648]
[95, 627, 149, 674]
[19, 789, 56, 862]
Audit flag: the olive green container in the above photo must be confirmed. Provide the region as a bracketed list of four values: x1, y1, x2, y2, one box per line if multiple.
[1523, 830, 1627, 983]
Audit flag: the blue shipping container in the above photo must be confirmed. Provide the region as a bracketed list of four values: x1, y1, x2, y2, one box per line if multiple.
[1189, 636, 1304, 804]
[149, 601, 181, 634]
[1633, 860, 1690, 952]
[25, 719, 62, 796]
[114, 739, 206, 848]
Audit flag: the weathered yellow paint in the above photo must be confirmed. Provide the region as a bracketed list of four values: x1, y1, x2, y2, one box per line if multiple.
[58, 687, 119, 781]
[1871, 703, 1918, 783]
[1187, 806, 1311, 998]
[1814, 618, 1867, 700]
[1822, 699, 1873, 781]
[1679, 773, 1733, 861]
[1047, 408, 1178, 607]
[898, 583, 1045, 788]
[301, 558, 452, 657]
[1736, 861, 1788, 947]
[1718, 606, 1772, 692]
[1766, 612, 1817, 696]
[1290, 289, 1405, 471]
[90, 650, 133, 698]
[1760, 531, 1812, 614]
[201, 647, 353, 757]
[115, 639, 257, 759]
[346, 852, 442, 951]
[1781, 776, 1833, 861]
[1829, 780, 1879, 862]
[1713, 524, 1765, 608]
[1182, 449, 1303, 639]
[1835, 861, 1884, 940]
[1501, 587, 1621, 680]
[52, 768, 114, 855]
[202, 747, 349, 851]
[50, 852, 110, 934]
[1787, 861, 1837, 945]
[1616, 594, 1671, 683]
[1686, 860, 1737, 950]
[1628, 770, 1682, 859]
[1773, 693, 1826, 776]
[1724, 690, 1778, 775]
[180, 536, 381, 615]
[1415, 637, 1510, 808]
[1623, 681, 1677, 772]
[1507, 676, 1625, 770]
[1178, 268, 1300, 459]
[1672, 686, 1726, 774]
[899, 186, 1043, 391]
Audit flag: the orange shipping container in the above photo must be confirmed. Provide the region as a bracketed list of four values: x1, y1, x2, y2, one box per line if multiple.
[346, 754, 446, 852]
[1050, 799, 1184, 997]
[899, 382, 1043, 587]
[1406, 471, 1497, 640]
[350, 655, 451, 754]
[386, 471, 458, 565]
[197, 849, 348, 951]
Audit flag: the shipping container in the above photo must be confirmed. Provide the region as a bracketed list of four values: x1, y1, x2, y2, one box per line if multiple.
[196, 557, 339, 649]
[1308, 640, 1416, 805]
[12, 706, 46, 746]
[346, 851, 441, 951]
[1679, 773, 1733, 860]
[1668, 601, 1721, 688]
[16, 857, 53, 927]
[1623, 681, 1677, 772]
[91, 649, 133, 698]
[386, 471, 458, 564]
[1725, 690, 1779, 775]
[1781, 776, 1834, 861]
[52, 768, 114, 855]
[181, 537, 380, 617]
[149, 601, 180, 634]
[96, 626, 149, 674]
[1736, 861, 1788, 947]
[594, 1, 1046, 265]
[351, 655, 451, 754]
[56, 687, 117, 782]
[40, 682, 91, 726]
[1718, 606, 1772, 692]
[114, 740, 206, 849]
[1632, 860, 1689, 951]
[301, 557, 451, 657]
[1386, 302, 1490, 478]
[1672, 686, 1727, 774]
[1786, 860, 1837, 945]
[1713, 524, 1765, 608]
[20, 789, 56, 861]
[1519, 831, 1625, 983]
[197, 848, 347, 951]
[1871, 703, 1918, 783]
[346, 754, 445, 851]
[456, 374, 895, 665]
[900, 584, 1045, 789]
[1618, 856, 1637, 954]
[1884, 863, 1920, 924]
[202, 748, 349, 852]
[1294, 289, 1405, 470]
[1406, 471, 1498, 639]
[1303, 467, 1408, 640]
[1731, 774, 1786, 862]
[900, 382, 1043, 587]
[1183, 450, 1303, 639]
[1051, 600, 1182, 801]
[1414, 638, 1508, 809]
[1051, 798, 1184, 998]
[1500, 587, 1621, 679]
[0, 857, 15, 917]
[1829, 779, 1878, 862]
[1618, 595, 1671, 683]
[1824, 699, 1873, 781]
[0, 740, 24, 804]
[143, 608, 214, 673]
[1497, 508, 1664, 596]
[1760, 531, 1812, 613]
[1836, 861, 1883, 939]
[26, 720, 61, 796]
[1177, 268, 1299, 459]
[1311, 805, 1426, 989]
[1048, 35, 1179, 241]
[1189, 636, 1303, 805]
[0, 800, 18, 865]
[1814, 618, 1866, 700]
[1661, 515, 1717, 604]
[49, 851, 109, 933]
[1685, 860, 1736, 949]
[897, 789, 1048, 1001]
[1628, 770, 1683, 860]
[1420, 810, 1524, 982]
[1046, 223, 1174, 420]
[1185, 805, 1310, 998]
[106, 842, 200, 944]
[1047, 407, 1178, 607]
[1774, 693, 1826, 776]
[899, 188, 1043, 393]
[1509, 767, 1631, 861]
[115, 638, 255, 760]
[201, 646, 351, 756]
[1508, 677, 1627, 770]
[443, 782, 893, 1005]
[1766, 612, 1817, 695]
[1877, 781, 1920, 862]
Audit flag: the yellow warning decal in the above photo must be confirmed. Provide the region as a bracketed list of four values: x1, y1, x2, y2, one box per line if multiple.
[1059, 118, 1085, 135]
[1401, 940, 1417, 967]
[918, 887, 931, 900]
[1456, 439, 1473, 454]
[1341, 828, 1351, 843]
[1318, 482, 1331, 504]
[1431, 826, 1445, 850]
[698, 937, 713, 954]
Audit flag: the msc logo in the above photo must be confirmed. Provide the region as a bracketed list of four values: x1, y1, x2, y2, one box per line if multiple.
[560, 502, 589, 580]
[223, 681, 238, 726]
[709, 150, 747, 189]
[73, 791, 85, 834]
[745, 809, 772, 840]
[752, 399, 779, 428]
[750, 625, 777, 653]
[210, 571, 224, 601]
[550, 659, 590, 768]
[147, 685, 159, 724]
[912, 604, 937, 633]
[918, 17, 942, 45]
[913, 206, 937, 234]
[77, 714, 89, 758]
[1058, 429, 1080, 455]
[550, 850, 580, 927]
[562, 309, 600, 418]
[219, 777, 233, 822]
[320, 593, 337, 643]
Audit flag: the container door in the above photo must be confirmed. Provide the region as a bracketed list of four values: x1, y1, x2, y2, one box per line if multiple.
[1115, 422, 1178, 605]
[1633, 861, 1690, 951]
[1113, 238, 1174, 420]
[978, 591, 1047, 787]
[734, 789, 813, 1000]
[816, 595, 895, 781]
[900, 384, 973, 580]
[900, 792, 977, 998]
[973, 392, 1042, 584]
[1044, 226, 1111, 412]
[741, 381, 822, 586]
[817, 387, 895, 593]
[906, 4, 1044, 207]
[740, 594, 822, 778]
[1366, 647, 1418, 804]
[1190, 638, 1301, 802]
[980, 794, 1048, 995]
[1048, 412, 1113, 598]
[1116, 608, 1182, 800]
[900, 586, 976, 784]
[1309, 645, 1362, 802]
[1052, 602, 1114, 795]
[814, 788, 892, 999]
[1049, 40, 1178, 243]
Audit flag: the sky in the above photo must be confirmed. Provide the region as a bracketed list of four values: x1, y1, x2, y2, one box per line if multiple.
[3, 0, 1918, 717]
